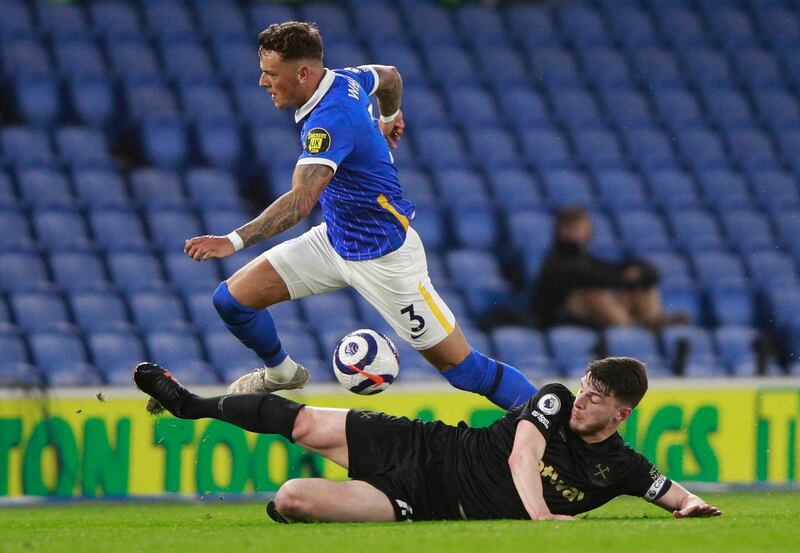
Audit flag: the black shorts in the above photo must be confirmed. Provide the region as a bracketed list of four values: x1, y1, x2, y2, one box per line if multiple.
[345, 409, 462, 522]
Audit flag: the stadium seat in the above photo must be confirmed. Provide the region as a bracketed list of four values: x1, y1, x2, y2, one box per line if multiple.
[184, 291, 227, 333]
[300, 2, 351, 41]
[528, 47, 583, 87]
[13, 76, 61, 127]
[144, 330, 218, 384]
[656, 7, 708, 49]
[696, 168, 752, 210]
[691, 251, 748, 290]
[647, 253, 694, 289]
[204, 330, 264, 377]
[252, 125, 302, 170]
[499, 88, 551, 129]
[50, 252, 111, 292]
[0, 209, 35, 252]
[667, 210, 725, 253]
[163, 252, 221, 294]
[139, 117, 189, 169]
[700, 86, 755, 131]
[548, 326, 599, 377]
[661, 325, 723, 377]
[681, 47, 735, 87]
[72, 167, 130, 209]
[274, 328, 327, 383]
[2, 38, 52, 78]
[401, 1, 458, 46]
[708, 286, 757, 327]
[124, 80, 180, 121]
[195, 118, 244, 169]
[54, 38, 107, 78]
[54, 126, 112, 168]
[195, 0, 247, 37]
[88, 329, 147, 385]
[622, 128, 677, 169]
[1, 127, 57, 168]
[411, 205, 446, 252]
[179, 81, 235, 120]
[745, 251, 799, 289]
[719, 209, 775, 254]
[414, 129, 469, 169]
[129, 168, 186, 208]
[616, 210, 673, 255]
[559, 5, 610, 47]
[355, 3, 406, 45]
[142, 0, 194, 40]
[402, 87, 449, 129]
[129, 290, 191, 332]
[520, 127, 573, 170]
[0, 0, 35, 37]
[0, 252, 50, 292]
[485, 169, 543, 213]
[541, 169, 596, 209]
[579, 47, 634, 88]
[299, 293, 358, 334]
[450, 204, 499, 251]
[107, 252, 168, 292]
[28, 329, 94, 381]
[571, 128, 625, 171]
[464, 128, 520, 169]
[89, 0, 143, 38]
[594, 169, 650, 211]
[184, 168, 243, 210]
[599, 87, 655, 129]
[474, 45, 529, 87]
[145, 208, 203, 253]
[10, 291, 72, 332]
[505, 4, 559, 47]
[608, 7, 659, 49]
[748, 169, 800, 212]
[107, 39, 161, 80]
[69, 290, 131, 332]
[631, 47, 684, 87]
[68, 77, 115, 127]
[432, 169, 489, 205]
[674, 127, 728, 171]
[725, 128, 780, 170]
[17, 167, 75, 208]
[604, 326, 670, 376]
[89, 209, 149, 251]
[550, 88, 605, 128]
[490, 326, 558, 380]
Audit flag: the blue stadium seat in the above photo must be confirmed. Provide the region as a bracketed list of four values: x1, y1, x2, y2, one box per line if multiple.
[616, 209, 673, 255]
[183, 291, 226, 333]
[163, 252, 221, 294]
[719, 209, 776, 254]
[450, 204, 499, 251]
[622, 127, 677, 169]
[411, 205, 446, 252]
[422, 45, 477, 86]
[13, 76, 61, 127]
[528, 47, 582, 87]
[107, 252, 168, 292]
[1, 127, 56, 168]
[661, 325, 724, 377]
[211, 36, 258, 85]
[54, 126, 111, 168]
[485, 169, 543, 212]
[432, 169, 489, 204]
[474, 45, 529, 87]
[252, 125, 302, 170]
[541, 169, 595, 209]
[696, 168, 752, 210]
[195, 0, 247, 37]
[355, 3, 405, 45]
[457, 4, 508, 46]
[548, 325, 599, 377]
[300, 2, 351, 41]
[559, 5, 610, 47]
[674, 127, 728, 171]
[594, 169, 649, 211]
[579, 47, 634, 88]
[159, 37, 216, 84]
[0, 327, 30, 369]
[179, 81, 234, 120]
[69, 76, 115, 127]
[140, 117, 189, 169]
[0, 252, 49, 291]
[415, 129, 469, 169]
[777, 129, 800, 171]
[655, 7, 707, 49]
[732, 47, 784, 89]
[572, 128, 625, 170]
[550, 88, 604, 128]
[0, 171, 15, 208]
[645, 168, 701, 209]
[89, 208, 148, 251]
[756, 7, 800, 49]
[368, 43, 426, 86]
[184, 168, 242, 210]
[87, 329, 146, 385]
[89, 0, 143, 37]
[667, 209, 725, 253]
[267, 299, 307, 332]
[299, 293, 358, 334]
[142, 0, 194, 39]
[2, 38, 52, 78]
[129, 290, 190, 331]
[145, 208, 203, 253]
[651, 87, 705, 131]
[72, 167, 130, 209]
[204, 330, 263, 377]
[745, 251, 798, 289]
[681, 47, 735, 87]
[749, 169, 800, 212]
[124, 80, 180, 121]
[0, 0, 34, 38]
[507, 210, 552, 256]
[445, 87, 501, 128]
[276, 328, 327, 383]
[401, 1, 457, 46]
[50, 251, 111, 291]
[402, 87, 449, 129]
[691, 251, 748, 289]
[69, 290, 131, 332]
[0, 208, 35, 251]
[490, 326, 558, 380]
[700, 85, 755, 131]
[201, 207, 250, 238]
[195, 118, 244, 170]
[144, 330, 218, 384]
[247, 3, 297, 35]
[604, 326, 670, 376]
[753, 89, 800, 133]
[129, 168, 186, 208]
[599, 87, 655, 129]
[325, 43, 371, 71]
[10, 291, 72, 332]
[608, 6, 659, 49]
[0, 361, 41, 387]
[631, 47, 684, 87]
[520, 127, 573, 170]
[16, 167, 74, 208]
[725, 127, 780, 170]
[445, 249, 512, 316]
[55, 38, 107, 78]
[504, 4, 560, 47]
[708, 286, 756, 327]
[106, 39, 161, 80]
[28, 329, 95, 382]
[648, 252, 695, 288]
[709, 7, 758, 49]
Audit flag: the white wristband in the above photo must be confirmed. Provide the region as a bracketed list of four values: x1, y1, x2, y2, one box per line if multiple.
[379, 109, 400, 124]
[226, 231, 244, 252]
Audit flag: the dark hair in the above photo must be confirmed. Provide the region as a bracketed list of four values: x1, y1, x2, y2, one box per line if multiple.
[258, 21, 323, 62]
[585, 357, 648, 408]
[555, 205, 590, 232]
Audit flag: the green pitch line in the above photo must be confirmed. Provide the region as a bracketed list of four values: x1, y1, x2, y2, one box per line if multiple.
[0, 492, 797, 553]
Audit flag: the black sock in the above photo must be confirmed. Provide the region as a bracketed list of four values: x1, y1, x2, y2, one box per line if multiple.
[182, 393, 305, 442]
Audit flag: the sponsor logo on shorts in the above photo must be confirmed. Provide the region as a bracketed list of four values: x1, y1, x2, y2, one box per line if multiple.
[537, 393, 561, 415]
[305, 128, 331, 154]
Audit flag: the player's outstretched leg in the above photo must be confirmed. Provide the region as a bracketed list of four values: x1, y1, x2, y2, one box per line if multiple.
[269, 479, 397, 523]
[212, 281, 308, 394]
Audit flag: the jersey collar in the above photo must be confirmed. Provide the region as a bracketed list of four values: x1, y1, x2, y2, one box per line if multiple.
[295, 68, 335, 123]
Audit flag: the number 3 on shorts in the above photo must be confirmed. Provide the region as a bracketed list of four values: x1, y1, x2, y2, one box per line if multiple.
[401, 304, 426, 337]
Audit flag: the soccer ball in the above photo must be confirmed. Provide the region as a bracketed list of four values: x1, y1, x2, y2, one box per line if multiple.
[332, 329, 400, 395]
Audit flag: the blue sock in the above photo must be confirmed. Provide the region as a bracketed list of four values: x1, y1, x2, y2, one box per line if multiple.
[212, 282, 288, 367]
[441, 349, 537, 410]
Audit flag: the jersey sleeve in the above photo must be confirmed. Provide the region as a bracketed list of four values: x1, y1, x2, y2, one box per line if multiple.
[297, 105, 354, 172]
[624, 451, 673, 502]
[515, 383, 572, 442]
[335, 66, 379, 96]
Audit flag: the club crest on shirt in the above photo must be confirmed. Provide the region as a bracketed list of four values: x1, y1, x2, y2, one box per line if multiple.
[537, 393, 561, 415]
[305, 128, 331, 154]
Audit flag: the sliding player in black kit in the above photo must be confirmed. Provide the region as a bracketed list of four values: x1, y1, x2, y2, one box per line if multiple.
[133, 357, 722, 522]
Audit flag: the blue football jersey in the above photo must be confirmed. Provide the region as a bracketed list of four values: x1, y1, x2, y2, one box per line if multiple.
[294, 66, 415, 261]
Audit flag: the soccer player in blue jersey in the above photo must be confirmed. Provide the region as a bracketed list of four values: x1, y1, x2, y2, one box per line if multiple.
[184, 22, 536, 409]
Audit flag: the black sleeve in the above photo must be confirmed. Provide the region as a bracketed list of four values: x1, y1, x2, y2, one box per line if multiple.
[546, 256, 638, 290]
[516, 383, 573, 442]
[623, 450, 673, 502]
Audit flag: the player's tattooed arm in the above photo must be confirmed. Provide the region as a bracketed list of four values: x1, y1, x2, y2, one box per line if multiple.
[371, 65, 403, 116]
[235, 164, 334, 248]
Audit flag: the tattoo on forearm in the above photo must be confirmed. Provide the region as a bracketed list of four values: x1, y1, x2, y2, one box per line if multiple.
[235, 164, 332, 248]
[375, 66, 403, 117]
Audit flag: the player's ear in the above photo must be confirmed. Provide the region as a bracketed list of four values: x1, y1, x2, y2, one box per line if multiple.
[615, 406, 632, 423]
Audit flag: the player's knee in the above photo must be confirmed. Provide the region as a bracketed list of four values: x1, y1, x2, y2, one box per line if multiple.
[212, 282, 254, 323]
[274, 479, 311, 519]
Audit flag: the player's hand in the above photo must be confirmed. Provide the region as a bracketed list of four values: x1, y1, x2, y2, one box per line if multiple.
[379, 110, 405, 149]
[184, 235, 236, 261]
[673, 501, 722, 518]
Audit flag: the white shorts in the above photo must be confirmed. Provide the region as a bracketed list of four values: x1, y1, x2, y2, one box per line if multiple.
[264, 223, 456, 350]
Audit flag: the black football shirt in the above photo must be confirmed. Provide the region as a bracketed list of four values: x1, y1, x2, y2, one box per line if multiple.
[452, 383, 672, 519]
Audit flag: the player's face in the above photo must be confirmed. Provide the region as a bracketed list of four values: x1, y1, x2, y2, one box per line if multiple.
[259, 50, 302, 109]
[569, 375, 628, 439]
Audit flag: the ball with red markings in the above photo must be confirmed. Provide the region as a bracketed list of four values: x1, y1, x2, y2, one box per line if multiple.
[332, 329, 399, 395]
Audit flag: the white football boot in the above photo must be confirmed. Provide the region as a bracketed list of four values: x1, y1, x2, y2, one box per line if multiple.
[226, 362, 309, 394]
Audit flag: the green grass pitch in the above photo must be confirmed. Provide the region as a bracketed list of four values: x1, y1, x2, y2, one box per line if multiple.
[1, 492, 797, 553]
